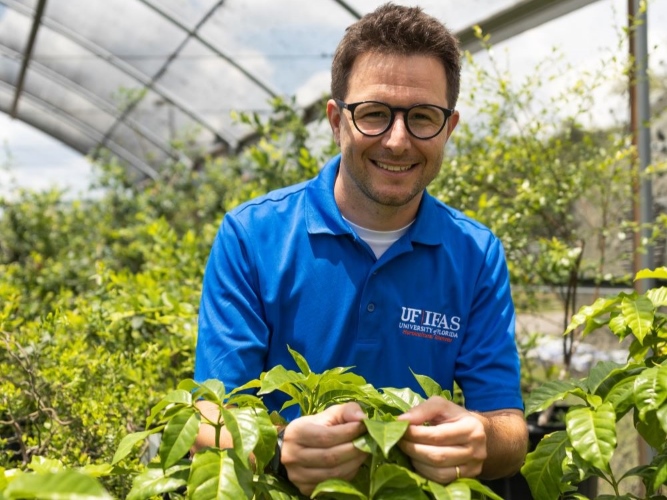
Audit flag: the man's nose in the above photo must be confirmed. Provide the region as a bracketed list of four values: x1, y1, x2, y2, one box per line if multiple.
[381, 112, 412, 152]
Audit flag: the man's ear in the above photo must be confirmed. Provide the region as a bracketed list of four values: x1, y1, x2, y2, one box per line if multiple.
[444, 110, 460, 142]
[326, 99, 342, 147]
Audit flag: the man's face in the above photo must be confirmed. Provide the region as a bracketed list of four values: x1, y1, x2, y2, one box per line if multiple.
[327, 52, 459, 226]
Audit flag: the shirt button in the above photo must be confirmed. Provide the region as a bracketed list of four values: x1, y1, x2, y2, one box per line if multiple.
[367, 303, 375, 312]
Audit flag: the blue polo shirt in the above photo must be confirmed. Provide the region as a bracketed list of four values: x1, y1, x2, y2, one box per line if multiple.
[195, 155, 522, 417]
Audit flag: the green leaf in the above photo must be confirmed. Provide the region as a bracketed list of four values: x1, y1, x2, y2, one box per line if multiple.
[258, 365, 306, 396]
[146, 389, 193, 428]
[621, 295, 654, 344]
[194, 379, 226, 404]
[584, 361, 626, 394]
[363, 419, 409, 459]
[225, 393, 266, 409]
[634, 364, 667, 421]
[252, 472, 301, 499]
[521, 430, 571, 500]
[78, 464, 113, 478]
[524, 379, 580, 416]
[647, 286, 667, 307]
[427, 478, 502, 500]
[353, 433, 376, 454]
[321, 370, 367, 386]
[187, 448, 252, 500]
[371, 464, 425, 497]
[650, 458, 667, 495]
[565, 403, 616, 472]
[380, 387, 424, 412]
[566, 297, 620, 335]
[628, 337, 653, 362]
[609, 313, 631, 339]
[112, 428, 163, 465]
[177, 379, 201, 393]
[4, 470, 112, 499]
[410, 370, 445, 398]
[126, 466, 187, 500]
[634, 408, 667, 449]
[27, 457, 64, 474]
[311, 478, 368, 499]
[459, 477, 503, 500]
[229, 378, 262, 395]
[425, 480, 471, 500]
[221, 407, 261, 468]
[160, 407, 200, 469]
[287, 345, 311, 375]
[658, 403, 667, 435]
[309, 377, 371, 410]
[635, 267, 667, 281]
[252, 409, 279, 472]
[374, 487, 429, 499]
[602, 374, 638, 418]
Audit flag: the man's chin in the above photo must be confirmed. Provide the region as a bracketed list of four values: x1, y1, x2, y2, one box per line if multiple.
[368, 189, 422, 208]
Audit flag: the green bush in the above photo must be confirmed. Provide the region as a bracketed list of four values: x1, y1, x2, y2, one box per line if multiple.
[0, 97, 329, 497]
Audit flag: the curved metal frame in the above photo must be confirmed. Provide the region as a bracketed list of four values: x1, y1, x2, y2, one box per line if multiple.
[1, 0, 607, 178]
[0, 44, 187, 164]
[2, 0, 235, 152]
[0, 79, 160, 179]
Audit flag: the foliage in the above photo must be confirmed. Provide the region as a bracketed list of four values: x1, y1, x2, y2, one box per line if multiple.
[0, 97, 327, 496]
[0, 348, 501, 500]
[521, 268, 667, 499]
[430, 30, 651, 387]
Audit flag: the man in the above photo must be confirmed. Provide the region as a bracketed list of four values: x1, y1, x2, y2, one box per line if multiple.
[194, 2, 528, 495]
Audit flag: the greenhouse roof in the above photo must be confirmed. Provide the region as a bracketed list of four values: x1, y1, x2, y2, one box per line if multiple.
[0, 0, 603, 179]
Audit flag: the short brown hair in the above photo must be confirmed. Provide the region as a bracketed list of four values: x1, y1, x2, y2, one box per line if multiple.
[331, 3, 461, 108]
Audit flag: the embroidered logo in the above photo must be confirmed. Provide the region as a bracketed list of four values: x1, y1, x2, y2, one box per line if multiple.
[399, 307, 461, 343]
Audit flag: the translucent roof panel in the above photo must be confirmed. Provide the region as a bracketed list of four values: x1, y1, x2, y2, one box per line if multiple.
[0, 0, 621, 180]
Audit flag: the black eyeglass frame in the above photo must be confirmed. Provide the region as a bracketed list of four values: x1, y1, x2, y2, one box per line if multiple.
[334, 98, 454, 140]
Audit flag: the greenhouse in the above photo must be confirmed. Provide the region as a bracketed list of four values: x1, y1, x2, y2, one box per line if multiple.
[1, 0, 666, 499]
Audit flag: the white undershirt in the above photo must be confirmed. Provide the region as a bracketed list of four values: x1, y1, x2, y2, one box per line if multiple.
[343, 217, 415, 259]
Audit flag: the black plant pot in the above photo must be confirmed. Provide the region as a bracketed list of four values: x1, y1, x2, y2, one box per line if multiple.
[482, 407, 598, 499]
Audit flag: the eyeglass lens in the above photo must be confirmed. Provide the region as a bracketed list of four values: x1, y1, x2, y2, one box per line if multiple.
[352, 102, 446, 139]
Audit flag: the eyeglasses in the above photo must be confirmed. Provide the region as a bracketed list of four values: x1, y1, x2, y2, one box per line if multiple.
[335, 99, 454, 140]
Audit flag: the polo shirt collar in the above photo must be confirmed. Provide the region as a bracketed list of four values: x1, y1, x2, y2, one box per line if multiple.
[305, 154, 442, 246]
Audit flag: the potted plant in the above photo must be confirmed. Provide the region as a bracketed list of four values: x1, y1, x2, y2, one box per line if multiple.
[520, 268, 667, 499]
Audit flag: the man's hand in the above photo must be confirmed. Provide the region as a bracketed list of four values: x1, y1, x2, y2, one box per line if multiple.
[397, 396, 487, 484]
[397, 396, 527, 484]
[280, 402, 368, 496]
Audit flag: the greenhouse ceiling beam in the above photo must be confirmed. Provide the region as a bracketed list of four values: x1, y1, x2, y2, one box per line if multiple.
[0, 44, 187, 166]
[2, 0, 234, 151]
[97, 0, 224, 158]
[137, 0, 278, 98]
[100, 0, 263, 155]
[0, 80, 160, 180]
[10, 0, 47, 118]
[457, 0, 601, 53]
[331, 0, 361, 19]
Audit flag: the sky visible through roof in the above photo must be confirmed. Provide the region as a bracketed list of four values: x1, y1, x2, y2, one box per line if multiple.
[1, 0, 666, 198]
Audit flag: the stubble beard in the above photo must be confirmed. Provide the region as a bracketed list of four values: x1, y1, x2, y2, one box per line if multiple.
[340, 148, 444, 211]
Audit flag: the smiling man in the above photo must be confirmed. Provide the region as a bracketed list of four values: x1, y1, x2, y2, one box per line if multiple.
[194, 3, 528, 495]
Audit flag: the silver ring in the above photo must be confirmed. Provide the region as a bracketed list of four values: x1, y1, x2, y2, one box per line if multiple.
[455, 465, 461, 480]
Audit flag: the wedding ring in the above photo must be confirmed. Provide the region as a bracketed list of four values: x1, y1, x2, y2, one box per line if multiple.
[455, 465, 461, 480]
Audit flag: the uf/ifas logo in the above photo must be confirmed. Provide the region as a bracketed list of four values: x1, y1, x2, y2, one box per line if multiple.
[400, 307, 461, 330]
